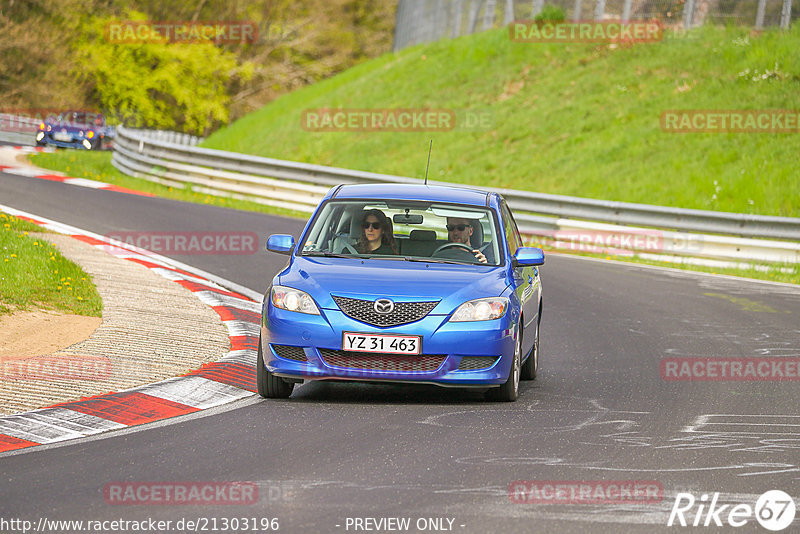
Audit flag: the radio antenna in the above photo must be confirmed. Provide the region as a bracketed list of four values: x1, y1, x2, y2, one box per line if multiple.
[424, 139, 432, 186]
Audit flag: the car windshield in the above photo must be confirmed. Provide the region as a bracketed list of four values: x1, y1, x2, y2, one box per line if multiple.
[300, 200, 502, 266]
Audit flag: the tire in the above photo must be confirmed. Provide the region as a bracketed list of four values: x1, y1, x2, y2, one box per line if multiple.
[521, 323, 539, 380]
[487, 326, 521, 402]
[256, 336, 293, 399]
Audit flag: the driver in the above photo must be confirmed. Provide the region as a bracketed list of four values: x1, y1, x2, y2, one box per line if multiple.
[446, 217, 487, 263]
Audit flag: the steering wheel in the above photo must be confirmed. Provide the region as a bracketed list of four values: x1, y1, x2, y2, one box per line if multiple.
[431, 242, 479, 261]
[432, 242, 474, 255]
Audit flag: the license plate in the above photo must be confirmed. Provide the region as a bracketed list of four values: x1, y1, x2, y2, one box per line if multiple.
[54, 132, 72, 142]
[343, 332, 421, 355]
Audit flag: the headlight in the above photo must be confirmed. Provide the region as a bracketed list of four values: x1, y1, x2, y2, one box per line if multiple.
[271, 285, 320, 315]
[449, 297, 508, 322]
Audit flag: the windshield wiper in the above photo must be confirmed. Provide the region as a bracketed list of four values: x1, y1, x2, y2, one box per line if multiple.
[402, 256, 466, 265]
[302, 252, 355, 258]
[357, 255, 464, 264]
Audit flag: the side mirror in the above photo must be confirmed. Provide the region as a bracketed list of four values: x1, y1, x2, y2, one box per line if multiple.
[266, 234, 295, 255]
[513, 247, 544, 267]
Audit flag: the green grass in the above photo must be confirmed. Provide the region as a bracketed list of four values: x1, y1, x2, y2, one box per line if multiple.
[202, 24, 800, 217]
[27, 23, 799, 286]
[0, 212, 102, 317]
[29, 150, 308, 219]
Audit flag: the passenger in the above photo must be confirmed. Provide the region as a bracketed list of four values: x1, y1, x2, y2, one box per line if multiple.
[446, 217, 487, 263]
[358, 209, 398, 255]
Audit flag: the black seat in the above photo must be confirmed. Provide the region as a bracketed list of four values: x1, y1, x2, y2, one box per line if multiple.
[469, 219, 483, 249]
[469, 219, 495, 263]
[400, 230, 441, 256]
[410, 229, 436, 241]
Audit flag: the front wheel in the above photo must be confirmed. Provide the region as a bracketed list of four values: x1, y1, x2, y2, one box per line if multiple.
[521, 324, 539, 380]
[487, 327, 521, 402]
[256, 336, 294, 399]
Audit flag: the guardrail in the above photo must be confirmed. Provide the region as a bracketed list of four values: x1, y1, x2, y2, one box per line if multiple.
[0, 113, 39, 146]
[125, 128, 204, 146]
[111, 125, 800, 266]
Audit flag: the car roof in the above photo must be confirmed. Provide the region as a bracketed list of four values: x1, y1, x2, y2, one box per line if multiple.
[330, 183, 491, 206]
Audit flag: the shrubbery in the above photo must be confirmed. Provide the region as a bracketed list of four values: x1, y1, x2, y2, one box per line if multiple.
[533, 5, 566, 23]
[74, 12, 249, 136]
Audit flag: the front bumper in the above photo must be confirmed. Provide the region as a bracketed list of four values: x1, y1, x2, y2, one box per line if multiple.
[37, 133, 97, 150]
[262, 305, 517, 387]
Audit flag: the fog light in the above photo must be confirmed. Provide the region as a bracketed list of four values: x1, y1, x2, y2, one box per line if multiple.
[36, 132, 45, 142]
[82, 139, 92, 149]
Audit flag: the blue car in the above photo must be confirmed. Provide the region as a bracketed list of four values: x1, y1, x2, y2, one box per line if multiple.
[35, 111, 114, 150]
[258, 184, 544, 401]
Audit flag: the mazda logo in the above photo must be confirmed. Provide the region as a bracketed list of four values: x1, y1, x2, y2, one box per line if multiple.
[373, 298, 394, 314]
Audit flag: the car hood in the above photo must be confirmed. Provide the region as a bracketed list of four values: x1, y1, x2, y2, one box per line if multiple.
[278, 256, 509, 314]
[47, 123, 96, 133]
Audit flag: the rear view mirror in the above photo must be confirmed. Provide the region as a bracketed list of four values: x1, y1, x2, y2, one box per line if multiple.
[393, 213, 423, 225]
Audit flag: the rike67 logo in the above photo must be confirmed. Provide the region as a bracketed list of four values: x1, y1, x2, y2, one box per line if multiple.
[668, 490, 796, 531]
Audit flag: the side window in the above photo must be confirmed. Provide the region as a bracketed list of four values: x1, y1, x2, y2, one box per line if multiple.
[501, 202, 522, 257]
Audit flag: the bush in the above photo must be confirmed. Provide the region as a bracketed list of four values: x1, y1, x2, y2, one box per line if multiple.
[534, 5, 567, 23]
[73, 12, 251, 136]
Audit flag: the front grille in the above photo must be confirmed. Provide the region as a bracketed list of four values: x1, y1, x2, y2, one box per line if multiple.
[457, 356, 499, 370]
[332, 295, 438, 327]
[319, 349, 446, 372]
[272, 344, 307, 362]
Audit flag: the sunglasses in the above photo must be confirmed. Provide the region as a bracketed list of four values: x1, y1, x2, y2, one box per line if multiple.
[446, 224, 470, 232]
[362, 221, 382, 230]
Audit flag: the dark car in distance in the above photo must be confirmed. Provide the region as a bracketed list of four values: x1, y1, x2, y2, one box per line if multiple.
[36, 111, 114, 150]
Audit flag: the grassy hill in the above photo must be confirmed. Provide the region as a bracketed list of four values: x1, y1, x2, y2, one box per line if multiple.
[202, 24, 800, 217]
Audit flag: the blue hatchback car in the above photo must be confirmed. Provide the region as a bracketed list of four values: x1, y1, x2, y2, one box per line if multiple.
[258, 184, 544, 401]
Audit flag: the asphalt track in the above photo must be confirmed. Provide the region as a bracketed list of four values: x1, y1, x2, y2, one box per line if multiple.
[1, 169, 799, 533]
